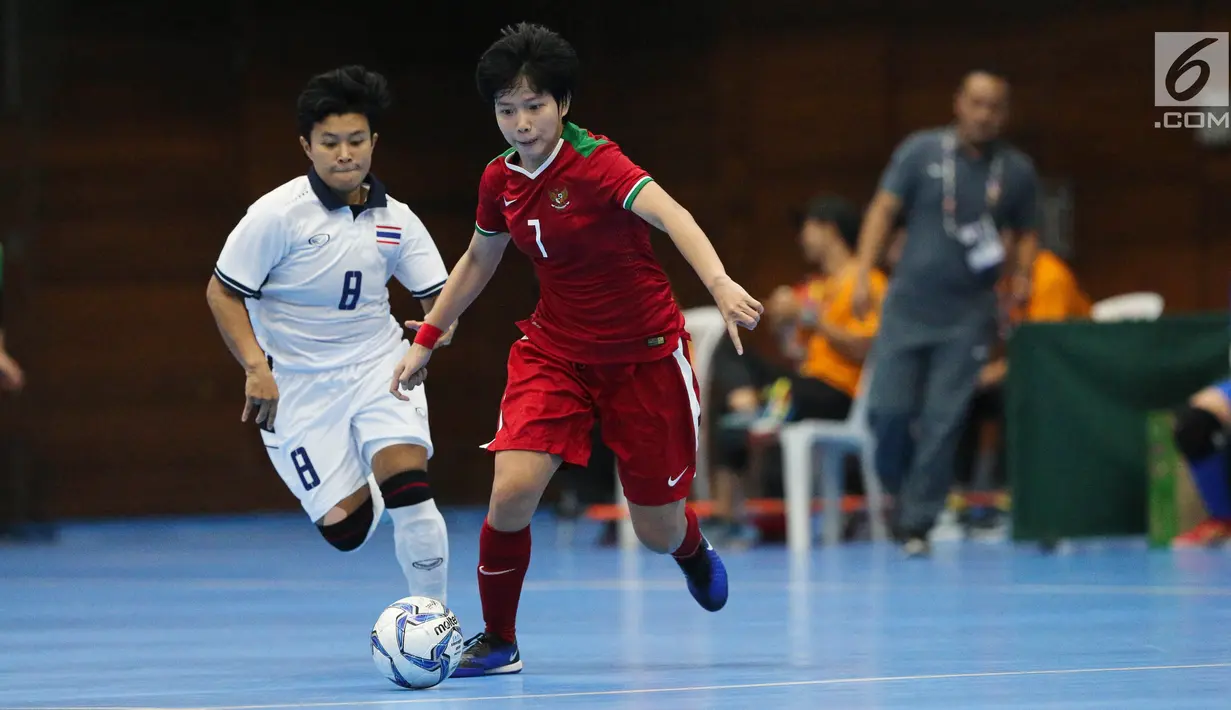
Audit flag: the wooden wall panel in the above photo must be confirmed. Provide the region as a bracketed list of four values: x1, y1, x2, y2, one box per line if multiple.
[19, 0, 1231, 518]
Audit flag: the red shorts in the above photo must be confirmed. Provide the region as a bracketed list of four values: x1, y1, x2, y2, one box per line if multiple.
[483, 335, 701, 506]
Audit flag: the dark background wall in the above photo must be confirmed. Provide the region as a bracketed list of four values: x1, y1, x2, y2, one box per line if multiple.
[2, 0, 1228, 518]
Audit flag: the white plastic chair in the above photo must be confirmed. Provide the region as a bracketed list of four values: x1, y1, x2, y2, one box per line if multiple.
[683, 306, 731, 500]
[1090, 292, 1164, 322]
[611, 307, 728, 550]
[779, 368, 889, 551]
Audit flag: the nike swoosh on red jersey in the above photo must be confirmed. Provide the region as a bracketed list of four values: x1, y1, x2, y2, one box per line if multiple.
[479, 566, 517, 576]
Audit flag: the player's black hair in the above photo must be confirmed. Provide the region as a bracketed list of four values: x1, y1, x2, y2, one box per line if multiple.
[799, 194, 861, 251]
[475, 22, 579, 108]
[296, 65, 392, 142]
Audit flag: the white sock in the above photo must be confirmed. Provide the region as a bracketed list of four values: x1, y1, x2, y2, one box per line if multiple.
[388, 499, 449, 604]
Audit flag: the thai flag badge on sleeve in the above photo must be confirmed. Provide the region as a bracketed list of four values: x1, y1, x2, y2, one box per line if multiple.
[376, 224, 402, 246]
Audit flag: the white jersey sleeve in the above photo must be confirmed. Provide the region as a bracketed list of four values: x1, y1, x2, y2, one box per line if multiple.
[394, 211, 448, 300]
[214, 205, 288, 299]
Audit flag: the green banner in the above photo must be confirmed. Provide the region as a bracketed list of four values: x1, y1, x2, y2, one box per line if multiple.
[1006, 315, 1229, 541]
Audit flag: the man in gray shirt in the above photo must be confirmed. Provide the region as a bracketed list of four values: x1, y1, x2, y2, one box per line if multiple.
[851, 68, 1039, 556]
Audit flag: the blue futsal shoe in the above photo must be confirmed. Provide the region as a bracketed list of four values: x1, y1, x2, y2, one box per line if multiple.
[676, 536, 729, 612]
[451, 632, 523, 677]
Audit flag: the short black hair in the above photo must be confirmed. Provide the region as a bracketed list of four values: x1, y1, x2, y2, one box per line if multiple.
[799, 194, 861, 251]
[296, 65, 392, 142]
[475, 23, 579, 107]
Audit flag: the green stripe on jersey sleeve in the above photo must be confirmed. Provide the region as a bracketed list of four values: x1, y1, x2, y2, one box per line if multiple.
[475, 222, 503, 236]
[622, 176, 655, 210]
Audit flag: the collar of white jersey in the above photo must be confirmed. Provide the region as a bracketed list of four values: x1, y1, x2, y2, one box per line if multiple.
[504, 137, 565, 180]
[308, 167, 389, 214]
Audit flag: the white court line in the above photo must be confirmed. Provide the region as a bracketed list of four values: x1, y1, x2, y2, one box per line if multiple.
[5, 662, 1229, 710]
[8, 577, 1231, 597]
[1004, 583, 1231, 596]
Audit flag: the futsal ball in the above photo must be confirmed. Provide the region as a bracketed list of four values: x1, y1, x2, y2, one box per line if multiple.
[370, 596, 465, 689]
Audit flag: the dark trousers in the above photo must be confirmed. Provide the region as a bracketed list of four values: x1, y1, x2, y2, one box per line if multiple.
[867, 324, 990, 534]
[0, 434, 54, 540]
[955, 384, 1006, 490]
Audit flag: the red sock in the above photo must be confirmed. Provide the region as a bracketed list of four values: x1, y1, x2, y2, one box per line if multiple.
[671, 506, 703, 559]
[478, 520, 531, 643]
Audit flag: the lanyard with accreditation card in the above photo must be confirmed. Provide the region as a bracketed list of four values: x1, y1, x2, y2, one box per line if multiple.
[941, 129, 1006, 275]
[940, 129, 1004, 238]
[941, 129, 1014, 340]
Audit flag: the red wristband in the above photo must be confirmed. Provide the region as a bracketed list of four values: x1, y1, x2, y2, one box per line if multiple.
[414, 323, 444, 349]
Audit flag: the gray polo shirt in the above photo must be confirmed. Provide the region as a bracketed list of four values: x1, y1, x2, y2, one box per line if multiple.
[879, 127, 1039, 339]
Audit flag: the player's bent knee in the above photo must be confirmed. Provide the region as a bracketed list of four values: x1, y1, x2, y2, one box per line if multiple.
[320, 505, 350, 526]
[1174, 404, 1228, 461]
[1174, 405, 1228, 461]
[487, 487, 539, 532]
[631, 521, 681, 554]
[628, 501, 687, 554]
[633, 528, 676, 555]
[318, 495, 375, 552]
[487, 451, 559, 531]
[372, 444, 429, 481]
[1190, 386, 1231, 424]
[378, 468, 433, 509]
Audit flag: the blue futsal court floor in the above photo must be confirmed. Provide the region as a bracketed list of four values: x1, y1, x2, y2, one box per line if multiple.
[2, 509, 1230, 709]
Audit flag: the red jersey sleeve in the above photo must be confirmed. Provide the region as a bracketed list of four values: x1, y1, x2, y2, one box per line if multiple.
[587, 142, 655, 211]
[475, 160, 509, 236]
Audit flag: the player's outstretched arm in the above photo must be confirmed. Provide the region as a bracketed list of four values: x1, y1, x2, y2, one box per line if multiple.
[422, 229, 510, 339]
[629, 182, 763, 354]
[206, 276, 279, 427]
[390, 230, 511, 399]
[409, 296, 457, 349]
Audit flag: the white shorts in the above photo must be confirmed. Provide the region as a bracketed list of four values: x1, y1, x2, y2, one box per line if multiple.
[259, 339, 432, 522]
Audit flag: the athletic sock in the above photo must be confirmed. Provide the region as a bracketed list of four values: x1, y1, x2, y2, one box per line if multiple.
[671, 506, 704, 559]
[671, 507, 713, 581]
[388, 501, 449, 603]
[478, 520, 531, 644]
[379, 471, 448, 603]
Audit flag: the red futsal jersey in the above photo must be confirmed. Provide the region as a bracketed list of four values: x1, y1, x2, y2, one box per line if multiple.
[474, 122, 685, 364]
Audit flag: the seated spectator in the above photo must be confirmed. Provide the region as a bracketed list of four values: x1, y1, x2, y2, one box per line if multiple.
[978, 246, 1091, 389]
[1006, 244, 1092, 324]
[1170, 381, 1231, 546]
[955, 245, 1089, 522]
[703, 195, 888, 544]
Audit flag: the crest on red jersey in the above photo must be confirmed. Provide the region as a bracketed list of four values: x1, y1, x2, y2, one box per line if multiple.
[548, 186, 570, 210]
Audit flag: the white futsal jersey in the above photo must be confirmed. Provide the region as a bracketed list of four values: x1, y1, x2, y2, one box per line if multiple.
[215, 169, 448, 373]
[214, 169, 448, 522]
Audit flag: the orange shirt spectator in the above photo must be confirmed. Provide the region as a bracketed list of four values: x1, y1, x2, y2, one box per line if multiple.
[792, 267, 889, 396]
[1014, 249, 1090, 322]
[1004, 246, 1093, 324]
[982, 249, 1089, 387]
